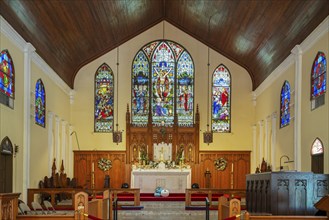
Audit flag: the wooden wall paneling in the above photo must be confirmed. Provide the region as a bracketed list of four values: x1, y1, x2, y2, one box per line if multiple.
[74, 151, 127, 189]
[74, 152, 90, 188]
[199, 151, 251, 189]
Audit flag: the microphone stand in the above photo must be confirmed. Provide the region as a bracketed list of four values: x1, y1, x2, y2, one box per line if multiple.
[70, 131, 80, 150]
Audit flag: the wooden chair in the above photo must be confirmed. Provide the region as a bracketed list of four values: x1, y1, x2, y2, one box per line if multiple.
[18, 203, 33, 215]
[31, 201, 46, 215]
[43, 200, 56, 213]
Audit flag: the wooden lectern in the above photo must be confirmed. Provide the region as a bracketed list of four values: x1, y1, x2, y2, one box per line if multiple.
[314, 195, 329, 217]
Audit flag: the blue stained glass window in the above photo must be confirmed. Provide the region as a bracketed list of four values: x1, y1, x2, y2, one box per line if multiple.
[95, 63, 114, 132]
[280, 80, 290, 128]
[311, 52, 326, 99]
[132, 51, 149, 126]
[132, 40, 194, 126]
[212, 65, 231, 132]
[35, 79, 46, 127]
[0, 50, 15, 98]
[176, 51, 194, 126]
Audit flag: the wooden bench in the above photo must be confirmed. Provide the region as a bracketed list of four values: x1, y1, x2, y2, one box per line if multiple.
[185, 188, 246, 207]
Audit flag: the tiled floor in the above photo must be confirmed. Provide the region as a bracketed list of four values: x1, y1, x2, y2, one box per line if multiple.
[118, 201, 218, 220]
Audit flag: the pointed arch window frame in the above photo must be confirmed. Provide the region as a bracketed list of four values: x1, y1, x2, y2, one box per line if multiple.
[94, 63, 115, 133]
[35, 79, 46, 128]
[311, 52, 326, 99]
[0, 49, 15, 99]
[211, 64, 232, 133]
[280, 80, 291, 128]
[131, 40, 195, 127]
[311, 137, 324, 155]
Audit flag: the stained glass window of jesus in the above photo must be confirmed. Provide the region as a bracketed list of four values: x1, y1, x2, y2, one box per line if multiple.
[94, 63, 114, 132]
[311, 52, 326, 99]
[212, 64, 231, 132]
[35, 79, 46, 127]
[132, 40, 194, 126]
[0, 49, 15, 98]
[280, 80, 290, 128]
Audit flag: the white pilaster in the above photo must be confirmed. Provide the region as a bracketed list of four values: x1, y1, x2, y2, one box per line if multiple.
[54, 115, 61, 169]
[264, 116, 270, 161]
[68, 125, 74, 177]
[22, 43, 35, 201]
[258, 120, 264, 164]
[271, 112, 277, 170]
[47, 111, 54, 176]
[61, 120, 68, 172]
[252, 124, 257, 172]
[291, 45, 302, 171]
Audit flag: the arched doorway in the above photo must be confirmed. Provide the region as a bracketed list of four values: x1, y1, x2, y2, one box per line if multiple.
[311, 138, 324, 174]
[0, 136, 13, 193]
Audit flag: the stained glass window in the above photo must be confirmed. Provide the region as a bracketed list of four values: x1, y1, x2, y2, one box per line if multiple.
[280, 80, 290, 128]
[0, 49, 15, 98]
[35, 79, 46, 127]
[311, 138, 324, 155]
[95, 63, 114, 132]
[132, 40, 194, 126]
[212, 64, 231, 132]
[311, 52, 326, 99]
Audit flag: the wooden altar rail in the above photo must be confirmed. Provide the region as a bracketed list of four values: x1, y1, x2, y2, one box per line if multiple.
[28, 187, 140, 209]
[185, 188, 246, 207]
[87, 188, 140, 206]
[27, 188, 79, 208]
[0, 193, 21, 220]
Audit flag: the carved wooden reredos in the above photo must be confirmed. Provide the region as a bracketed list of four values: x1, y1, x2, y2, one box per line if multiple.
[126, 104, 200, 164]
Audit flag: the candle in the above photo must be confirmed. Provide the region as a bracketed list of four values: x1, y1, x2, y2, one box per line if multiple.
[92, 162, 95, 172]
[231, 163, 234, 172]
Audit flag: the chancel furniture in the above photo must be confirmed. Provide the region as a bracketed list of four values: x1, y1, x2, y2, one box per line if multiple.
[185, 188, 246, 207]
[246, 171, 329, 215]
[74, 105, 251, 192]
[0, 193, 20, 220]
[131, 168, 191, 193]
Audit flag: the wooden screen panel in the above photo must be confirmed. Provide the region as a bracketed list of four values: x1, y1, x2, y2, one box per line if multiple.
[74, 151, 127, 189]
[198, 151, 250, 189]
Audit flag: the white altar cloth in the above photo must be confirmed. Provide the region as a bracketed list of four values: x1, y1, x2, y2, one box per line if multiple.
[131, 169, 191, 193]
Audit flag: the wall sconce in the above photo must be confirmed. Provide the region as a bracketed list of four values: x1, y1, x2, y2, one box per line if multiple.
[14, 144, 19, 157]
[203, 124, 213, 145]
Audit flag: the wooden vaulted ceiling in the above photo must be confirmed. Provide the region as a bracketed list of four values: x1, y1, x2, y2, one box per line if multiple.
[0, 0, 328, 90]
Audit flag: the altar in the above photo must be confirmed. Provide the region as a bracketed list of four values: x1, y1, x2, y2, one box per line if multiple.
[131, 168, 191, 193]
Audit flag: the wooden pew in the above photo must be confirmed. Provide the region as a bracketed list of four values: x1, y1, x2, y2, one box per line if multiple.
[185, 188, 246, 207]
[0, 193, 20, 220]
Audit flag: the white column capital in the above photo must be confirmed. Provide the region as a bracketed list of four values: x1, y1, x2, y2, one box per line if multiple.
[291, 45, 303, 56]
[24, 43, 36, 54]
[69, 90, 76, 104]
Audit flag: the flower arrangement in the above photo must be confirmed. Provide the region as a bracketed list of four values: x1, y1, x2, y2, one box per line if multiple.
[98, 158, 112, 171]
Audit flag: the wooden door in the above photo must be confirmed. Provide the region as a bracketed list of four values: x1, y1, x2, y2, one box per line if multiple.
[0, 153, 13, 193]
[312, 153, 324, 174]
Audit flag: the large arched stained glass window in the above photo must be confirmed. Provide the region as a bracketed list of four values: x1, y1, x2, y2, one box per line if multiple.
[0, 49, 15, 98]
[35, 79, 46, 127]
[212, 64, 231, 133]
[280, 80, 290, 128]
[132, 40, 194, 127]
[94, 63, 114, 132]
[311, 52, 326, 110]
